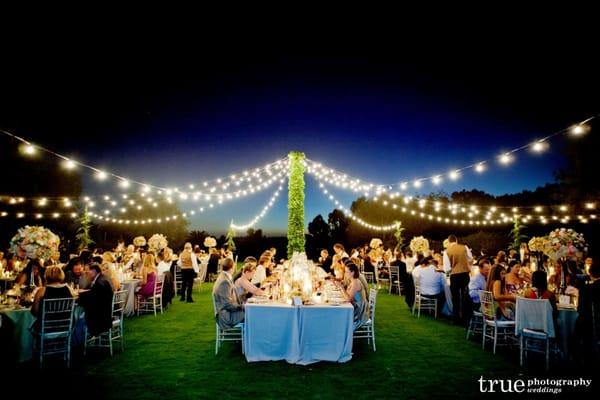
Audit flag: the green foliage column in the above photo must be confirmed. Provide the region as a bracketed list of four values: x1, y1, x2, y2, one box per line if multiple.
[225, 224, 236, 252]
[287, 151, 306, 257]
[76, 206, 94, 252]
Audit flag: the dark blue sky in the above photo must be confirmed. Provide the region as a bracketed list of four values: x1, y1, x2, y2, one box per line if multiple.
[1, 36, 598, 234]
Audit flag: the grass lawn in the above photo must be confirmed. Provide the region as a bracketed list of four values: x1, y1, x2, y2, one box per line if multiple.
[5, 284, 596, 399]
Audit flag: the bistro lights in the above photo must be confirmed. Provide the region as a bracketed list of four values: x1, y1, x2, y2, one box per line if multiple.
[24, 144, 36, 155]
[475, 163, 486, 173]
[96, 170, 108, 180]
[499, 153, 513, 165]
[531, 140, 548, 153]
[230, 185, 285, 231]
[63, 159, 77, 169]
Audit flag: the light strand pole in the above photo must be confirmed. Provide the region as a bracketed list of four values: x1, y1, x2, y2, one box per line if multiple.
[287, 151, 306, 257]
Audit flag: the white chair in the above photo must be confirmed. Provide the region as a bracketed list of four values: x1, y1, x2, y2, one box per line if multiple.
[515, 297, 555, 370]
[85, 289, 128, 356]
[480, 290, 516, 354]
[354, 288, 378, 351]
[412, 278, 437, 318]
[389, 266, 402, 295]
[137, 276, 164, 316]
[466, 310, 484, 340]
[31, 297, 75, 368]
[173, 265, 183, 296]
[212, 295, 244, 355]
[375, 265, 390, 290]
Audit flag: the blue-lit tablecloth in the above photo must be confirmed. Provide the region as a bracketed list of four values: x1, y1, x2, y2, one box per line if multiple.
[244, 302, 353, 365]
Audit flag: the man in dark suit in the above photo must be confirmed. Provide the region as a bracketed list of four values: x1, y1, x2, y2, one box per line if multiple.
[78, 263, 114, 336]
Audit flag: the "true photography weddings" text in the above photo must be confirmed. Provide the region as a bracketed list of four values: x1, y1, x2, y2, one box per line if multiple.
[478, 376, 592, 394]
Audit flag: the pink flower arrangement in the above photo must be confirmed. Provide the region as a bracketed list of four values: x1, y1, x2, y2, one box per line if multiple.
[10, 225, 60, 260]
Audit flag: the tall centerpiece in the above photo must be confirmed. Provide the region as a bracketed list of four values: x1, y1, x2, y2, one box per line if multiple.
[148, 233, 169, 253]
[10, 225, 60, 261]
[287, 151, 306, 257]
[410, 235, 430, 257]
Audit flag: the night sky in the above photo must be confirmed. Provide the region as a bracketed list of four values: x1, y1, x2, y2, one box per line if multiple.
[1, 32, 598, 234]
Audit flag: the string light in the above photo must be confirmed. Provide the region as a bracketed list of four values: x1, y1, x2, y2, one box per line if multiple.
[230, 185, 285, 231]
[304, 115, 596, 193]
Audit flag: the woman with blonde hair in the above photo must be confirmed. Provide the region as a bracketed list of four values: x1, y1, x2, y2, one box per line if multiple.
[178, 242, 198, 302]
[31, 266, 75, 318]
[137, 253, 157, 298]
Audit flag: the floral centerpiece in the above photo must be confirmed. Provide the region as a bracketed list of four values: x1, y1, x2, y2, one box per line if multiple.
[410, 236, 430, 255]
[544, 228, 587, 261]
[148, 234, 168, 252]
[10, 225, 60, 260]
[203, 236, 217, 248]
[133, 236, 146, 247]
[528, 236, 546, 253]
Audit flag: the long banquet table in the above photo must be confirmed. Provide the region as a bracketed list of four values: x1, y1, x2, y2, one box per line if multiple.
[244, 302, 354, 365]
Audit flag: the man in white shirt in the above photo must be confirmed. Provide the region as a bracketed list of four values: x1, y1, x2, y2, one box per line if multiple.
[414, 256, 446, 315]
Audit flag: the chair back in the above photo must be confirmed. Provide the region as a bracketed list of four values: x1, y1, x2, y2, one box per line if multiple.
[413, 276, 422, 296]
[390, 266, 399, 280]
[154, 275, 164, 297]
[368, 288, 377, 323]
[112, 289, 128, 318]
[174, 265, 182, 286]
[479, 290, 496, 321]
[515, 297, 555, 338]
[41, 297, 75, 334]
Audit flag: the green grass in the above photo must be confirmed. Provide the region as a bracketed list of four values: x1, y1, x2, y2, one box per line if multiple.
[6, 285, 593, 399]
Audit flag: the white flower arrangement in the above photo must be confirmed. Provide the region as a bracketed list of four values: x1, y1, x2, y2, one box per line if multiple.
[148, 234, 168, 252]
[409, 236, 430, 255]
[133, 236, 146, 247]
[204, 236, 217, 248]
[369, 238, 383, 249]
[10, 225, 60, 260]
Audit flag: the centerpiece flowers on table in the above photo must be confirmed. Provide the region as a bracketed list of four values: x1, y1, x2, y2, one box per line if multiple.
[203, 236, 217, 248]
[544, 228, 587, 261]
[10, 225, 60, 260]
[148, 233, 168, 253]
[409, 236, 430, 256]
[133, 236, 147, 247]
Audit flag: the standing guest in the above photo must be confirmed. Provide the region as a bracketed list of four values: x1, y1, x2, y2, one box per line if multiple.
[0, 251, 6, 269]
[78, 263, 114, 336]
[584, 257, 593, 276]
[318, 249, 333, 274]
[443, 235, 473, 325]
[101, 252, 117, 271]
[469, 259, 491, 312]
[157, 248, 173, 277]
[212, 258, 244, 329]
[206, 248, 220, 282]
[47, 250, 62, 266]
[177, 242, 198, 302]
[576, 264, 600, 366]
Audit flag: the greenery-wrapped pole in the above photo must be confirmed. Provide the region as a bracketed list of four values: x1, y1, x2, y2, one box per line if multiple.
[287, 151, 306, 257]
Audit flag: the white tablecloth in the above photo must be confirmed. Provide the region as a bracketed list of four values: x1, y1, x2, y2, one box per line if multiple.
[441, 278, 453, 316]
[244, 302, 353, 365]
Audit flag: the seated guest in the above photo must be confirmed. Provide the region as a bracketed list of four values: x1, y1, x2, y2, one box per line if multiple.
[235, 263, 266, 301]
[101, 263, 121, 291]
[251, 255, 270, 286]
[318, 249, 333, 274]
[212, 258, 244, 329]
[469, 259, 491, 312]
[333, 262, 368, 330]
[505, 260, 524, 295]
[137, 253, 157, 298]
[485, 264, 516, 320]
[156, 248, 173, 277]
[63, 257, 87, 288]
[78, 263, 114, 336]
[16, 259, 43, 287]
[31, 266, 75, 318]
[414, 256, 446, 315]
[524, 270, 557, 315]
